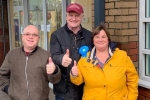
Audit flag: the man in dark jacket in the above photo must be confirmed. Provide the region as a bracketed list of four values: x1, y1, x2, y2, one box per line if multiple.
[0, 25, 61, 100]
[50, 3, 92, 100]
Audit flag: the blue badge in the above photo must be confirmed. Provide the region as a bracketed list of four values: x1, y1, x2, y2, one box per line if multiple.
[79, 46, 89, 57]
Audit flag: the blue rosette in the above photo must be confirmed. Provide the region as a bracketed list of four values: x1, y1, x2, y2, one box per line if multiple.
[79, 46, 89, 58]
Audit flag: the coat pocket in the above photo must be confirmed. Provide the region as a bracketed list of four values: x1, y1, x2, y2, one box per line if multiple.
[113, 95, 128, 100]
[53, 75, 68, 93]
[82, 94, 95, 100]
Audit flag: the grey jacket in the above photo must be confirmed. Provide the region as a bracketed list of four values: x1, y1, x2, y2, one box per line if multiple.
[0, 90, 11, 100]
[0, 46, 61, 100]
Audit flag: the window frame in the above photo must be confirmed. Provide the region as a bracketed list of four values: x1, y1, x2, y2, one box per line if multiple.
[139, 0, 150, 89]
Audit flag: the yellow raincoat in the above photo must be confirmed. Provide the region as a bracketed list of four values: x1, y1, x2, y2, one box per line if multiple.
[70, 48, 138, 100]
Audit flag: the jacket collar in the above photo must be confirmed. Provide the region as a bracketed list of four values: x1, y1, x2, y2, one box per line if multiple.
[22, 46, 38, 54]
[89, 42, 117, 60]
[64, 23, 83, 35]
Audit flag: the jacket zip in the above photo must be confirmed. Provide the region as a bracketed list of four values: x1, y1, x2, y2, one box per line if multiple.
[25, 56, 30, 100]
[74, 35, 77, 47]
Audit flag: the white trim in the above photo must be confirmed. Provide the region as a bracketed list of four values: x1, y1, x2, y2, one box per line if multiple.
[142, 49, 150, 54]
[139, 0, 150, 88]
[139, 79, 150, 89]
[142, 18, 150, 22]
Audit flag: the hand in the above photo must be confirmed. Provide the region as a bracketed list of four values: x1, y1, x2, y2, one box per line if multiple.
[71, 61, 78, 76]
[62, 49, 72, 67]
[46, 57, 56, 74]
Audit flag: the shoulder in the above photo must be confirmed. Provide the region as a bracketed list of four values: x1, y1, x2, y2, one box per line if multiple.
[114, 48, 128, 57]
[81, 28, 92, 41]
[51, 26, 65, 35]
[4, 47, 22, 60]
[35, 47, 50, 59]
[37, 47, 49, 54]
[82, 28, 92, 35]
[8, 47, 22, 54]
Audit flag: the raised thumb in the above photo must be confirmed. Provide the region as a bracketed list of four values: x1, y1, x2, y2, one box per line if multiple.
[74, 60, 77, 67]
[48, 57, 52, 64]
[66, 49, 70, 57]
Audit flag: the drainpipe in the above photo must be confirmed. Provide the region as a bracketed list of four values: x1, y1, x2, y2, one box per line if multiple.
[94, 0, 105, 28]
[1, 0, 6, 57]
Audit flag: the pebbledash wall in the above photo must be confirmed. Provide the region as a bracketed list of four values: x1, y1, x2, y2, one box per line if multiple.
[0, 0, 150, 99]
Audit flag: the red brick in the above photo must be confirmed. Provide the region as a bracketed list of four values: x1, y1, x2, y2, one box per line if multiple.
[0, 29, 2, 35]
[129, 48, 138, 55]
[138, 95, 145, 100]
[146, 97, 150, 100]
[117, 43, 128, 50]
[130, 55, 137, 62]
[128, 42, 137, 49]
[139, 87, 150, 98]
[0, 42, 4, 52]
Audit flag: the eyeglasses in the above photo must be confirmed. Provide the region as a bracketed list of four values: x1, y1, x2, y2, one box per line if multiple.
[23, 33, 39, 37]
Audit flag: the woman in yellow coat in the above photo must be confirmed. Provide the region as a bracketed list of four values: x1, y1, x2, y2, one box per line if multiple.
[70, 24, 139, 100]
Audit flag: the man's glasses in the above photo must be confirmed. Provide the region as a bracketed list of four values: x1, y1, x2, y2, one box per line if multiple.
[23, 33, 39, 37]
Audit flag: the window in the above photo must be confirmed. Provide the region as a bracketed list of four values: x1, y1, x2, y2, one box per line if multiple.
[139, 0, 150, 88]
[8, 0, 66, 50]
[7, 0, 23, 48]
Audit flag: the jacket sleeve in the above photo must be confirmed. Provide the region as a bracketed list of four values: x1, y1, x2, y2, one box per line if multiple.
[47, 65, 61, 84]
[50, 33, 64, 66]
[0, 53, 10, 91]
[70, 58, 84, 86]
[126, 56, 139, 100]
[0, 89, 11, 100]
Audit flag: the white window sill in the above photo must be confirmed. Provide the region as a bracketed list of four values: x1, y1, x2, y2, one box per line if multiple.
[138, 79, 150, 89]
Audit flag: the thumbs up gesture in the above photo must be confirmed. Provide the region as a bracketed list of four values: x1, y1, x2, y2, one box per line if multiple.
[62, 49, 72, 67]
[46, 57, 56, 74]
[71, 61, 78, 76]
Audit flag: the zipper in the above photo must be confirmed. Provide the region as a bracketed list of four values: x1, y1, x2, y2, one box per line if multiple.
[74, 35, 77, 47]
[25, 56, 30, 100]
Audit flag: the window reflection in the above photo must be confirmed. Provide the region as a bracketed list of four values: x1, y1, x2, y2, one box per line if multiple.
[13, 6, 23, 47]
[47, 0, 62, 51]
[145, 23, 150, 76]
[146, 54, 150, 76]
[146, 23, 150, 49]
[13, 0, 22, 6]
[146, 0, 150, 17]
[28, 0, 62, 50]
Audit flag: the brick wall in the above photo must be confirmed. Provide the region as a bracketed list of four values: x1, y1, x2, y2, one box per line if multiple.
[104, 0, 150, 100]
[138, 87, 150, 100]
[0, 0, 9, 66]
[91, 0, 94, 30]
[105, 0, 139, 68]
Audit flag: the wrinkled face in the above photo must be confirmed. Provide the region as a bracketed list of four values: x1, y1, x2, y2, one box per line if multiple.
[66, 11, 83, 28]
[93, 30, 109, 51]
[22, 26, 40, 51]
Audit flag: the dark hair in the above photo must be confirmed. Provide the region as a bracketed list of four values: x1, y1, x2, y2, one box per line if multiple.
[92, 23, 111, 42]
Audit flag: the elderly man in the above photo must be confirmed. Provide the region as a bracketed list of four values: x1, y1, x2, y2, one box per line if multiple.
[0, 25, 61, 100]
